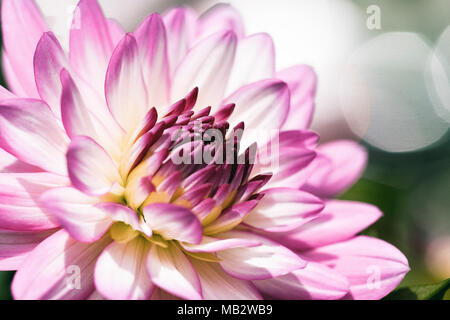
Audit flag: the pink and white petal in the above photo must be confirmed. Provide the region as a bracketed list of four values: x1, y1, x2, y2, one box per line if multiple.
[244, 188, 324, 232]
[34, 32, 69, 118]
[60, 69, 97, 139]
[302, 140, 367, 197]
[94, 237, 153, 300]
[67, 136, 121, 196]
[272, 200, 382, 251]
[197, 3, 245, 40]
[69, 0, 115, 95]
[105, 34, 148, 133]
[163, 7, 198, 75]
[181, 236, 261, 253]
[222, 79, 290, 148]
[216, 231, 306, 280]
[254, 261, 349, 300]
[147, 243, 202, 300]
[0, 99, 69, 175]
[40, 187, 112, 243]
[0, 228, 56, 270]
[1, 0, 48, 97]
[61, 70, 122, 161]
[192, 259, 262, 300]
[0, 172, 67, 231]
[171, 30, 237, 111]
[0, 148, 42, 173]
[254, 146, 316, 190]
[226, 33, 275, 95]
[96, 202, 151, 237]
[302, 236, 410, 300]
[143, 203, 202, 244]
[12, 229, 111, 300]
[277, 65, 317, 130]
[134, 14, 170, 108]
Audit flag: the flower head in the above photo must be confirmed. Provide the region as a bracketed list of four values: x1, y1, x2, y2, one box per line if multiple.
[0, 0, 409, 300]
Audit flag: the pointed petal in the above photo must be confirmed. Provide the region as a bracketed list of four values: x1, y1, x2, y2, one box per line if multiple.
[254, 261, 349, 300]
[105, 34, 148, 133]
[226, 33, 275, 95]
[12, 229, 110, 299]
[69, 0, 115, 95]
[244, 188, 324, 232]
[217, 231, 306, 280]
[143, 203, 202, 244]
[171, 31, 237, 111]
[302, 140, 367, 197]
[34, 32, 68, 117]
[0, 99, 68, 175]
[277, 65, 317, 130]
[302, 236, 410, 300]
[94, 237, 153, 300]
[163, 7, 198, 75]
[223, 79, 290, 148]
[60, 69, 122, 160]
[147, 242, 202, 300]
[67, 136, 121, 196]
[192, 259, 262, 300]
[198, 3, 245, 39]
[40, 187, 112, 243]
[135, 14, 170, 108]
[1, 0, 48, 97]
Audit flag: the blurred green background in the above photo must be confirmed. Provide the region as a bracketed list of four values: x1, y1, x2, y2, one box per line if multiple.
[0, 0, 449, 299]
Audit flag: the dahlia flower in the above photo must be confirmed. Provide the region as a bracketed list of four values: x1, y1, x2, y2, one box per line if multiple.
[0, 0, 409, 300]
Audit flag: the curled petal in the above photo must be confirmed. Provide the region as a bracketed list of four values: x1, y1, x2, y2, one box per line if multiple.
[143, 203, 202, 244]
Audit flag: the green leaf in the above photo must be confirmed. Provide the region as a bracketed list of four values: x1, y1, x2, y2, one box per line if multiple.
[384, 278, 450, 300]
